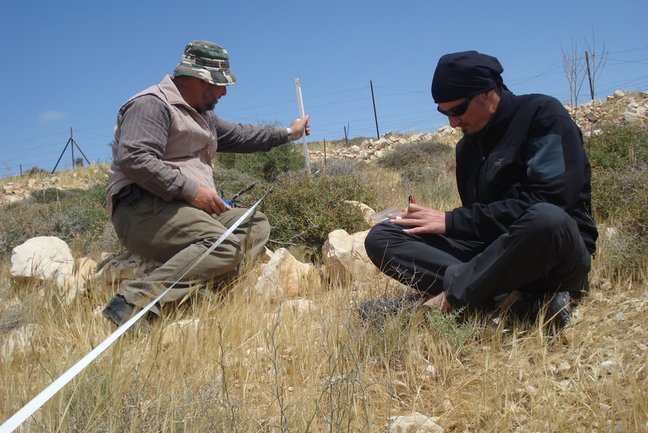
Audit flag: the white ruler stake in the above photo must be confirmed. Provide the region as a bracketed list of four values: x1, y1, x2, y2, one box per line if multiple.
[0, 192, 270, 433]
[294, 78, 311, 175]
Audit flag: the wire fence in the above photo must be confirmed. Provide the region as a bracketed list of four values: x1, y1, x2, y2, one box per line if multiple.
[1, 47, 647, 179]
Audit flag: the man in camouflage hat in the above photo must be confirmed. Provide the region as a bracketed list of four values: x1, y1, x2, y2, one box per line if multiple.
[102, 40, 310, 326]
[363, 51, 597, 329]
[173, 40, 237, 86]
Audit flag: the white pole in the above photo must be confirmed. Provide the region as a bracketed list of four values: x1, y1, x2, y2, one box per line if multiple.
[294, 78, 311, 175]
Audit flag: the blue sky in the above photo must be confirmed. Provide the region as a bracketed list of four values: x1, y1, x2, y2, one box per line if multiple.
[0, 0, 646, 177]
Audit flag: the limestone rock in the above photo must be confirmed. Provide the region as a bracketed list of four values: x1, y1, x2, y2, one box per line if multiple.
[343, 200, 376, 226]
[389, 412, 444, 433]
[322, 229, 377, 279]
[95, 252, 160, 285]
[253, 248, 316, 300]
[58, 257, 98, 304]
[10, 236, 74, 287]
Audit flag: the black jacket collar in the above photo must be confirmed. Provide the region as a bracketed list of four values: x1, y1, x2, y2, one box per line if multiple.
[477, 90, 516, 153]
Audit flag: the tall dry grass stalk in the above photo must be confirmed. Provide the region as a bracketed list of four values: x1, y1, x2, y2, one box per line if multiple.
[1, 161, 646, 432]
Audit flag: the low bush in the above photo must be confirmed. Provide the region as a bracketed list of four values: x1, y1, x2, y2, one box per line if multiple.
[215, 143, 305, 182]
[588, 124, 647, 170]
[377, 140, 454, 170]
[261, 173, 377, 256]
[0, 183, 111, 258]
[588, 124, 648, 279]
[212, 166, 269, 207]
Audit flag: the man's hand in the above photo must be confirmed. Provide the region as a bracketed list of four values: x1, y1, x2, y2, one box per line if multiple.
[423, 292, 453, 313]
[287, 114, 310, 140]
[190, 185, 228, 215]
[389, 204, 447, 234]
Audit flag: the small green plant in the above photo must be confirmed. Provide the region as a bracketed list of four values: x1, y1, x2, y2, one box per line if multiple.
[0, 183, 111, 258]
[216, 143, 305, 181]
[588, 124, 648, 280]
[422, 308, 477, 347]
[587, 124, 647, 170]
[212, 166, 269, 206]
[377, 140, 454, 170]
[261, 173, 377, 255]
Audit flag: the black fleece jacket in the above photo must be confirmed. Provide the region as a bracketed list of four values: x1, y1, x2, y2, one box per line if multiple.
[445, 90, 598, 254]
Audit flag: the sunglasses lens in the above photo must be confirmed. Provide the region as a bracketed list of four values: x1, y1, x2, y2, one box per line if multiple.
[438, 95, 473, 117]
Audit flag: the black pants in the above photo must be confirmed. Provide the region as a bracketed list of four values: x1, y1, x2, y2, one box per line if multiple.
[364, 203, 591, 308]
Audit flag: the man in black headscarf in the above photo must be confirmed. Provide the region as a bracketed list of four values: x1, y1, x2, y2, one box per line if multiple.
[363, 51, 597, 327]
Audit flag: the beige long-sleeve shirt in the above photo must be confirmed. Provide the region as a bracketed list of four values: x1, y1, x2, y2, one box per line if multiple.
[107, 75, 289, 214]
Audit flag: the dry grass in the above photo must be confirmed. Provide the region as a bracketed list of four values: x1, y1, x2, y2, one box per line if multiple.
[1, 162, 647, 432]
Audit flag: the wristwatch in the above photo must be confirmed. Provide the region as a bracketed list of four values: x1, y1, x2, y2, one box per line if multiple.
[286, 127, 293, 140]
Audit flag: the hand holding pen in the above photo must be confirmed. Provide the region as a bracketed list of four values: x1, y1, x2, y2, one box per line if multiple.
[390, 195, 447, 235]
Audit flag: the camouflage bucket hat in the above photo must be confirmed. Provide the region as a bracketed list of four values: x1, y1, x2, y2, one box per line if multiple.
[173, 40, 236, 86]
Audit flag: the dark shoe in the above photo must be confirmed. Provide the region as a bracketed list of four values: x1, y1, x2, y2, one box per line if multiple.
[359, 293, 424, 322]
[544, 291, 571, 329]
[102, 295, 136, 326]
[508, 291, 572, 330]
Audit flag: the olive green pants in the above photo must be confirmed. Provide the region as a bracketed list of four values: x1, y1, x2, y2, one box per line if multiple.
[111, 191, 270, 313]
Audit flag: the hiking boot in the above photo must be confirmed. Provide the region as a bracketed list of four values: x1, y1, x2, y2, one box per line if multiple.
[102, 294, 136, 326]
[544, 291, 571, 329]
[359, 293, 424, 322]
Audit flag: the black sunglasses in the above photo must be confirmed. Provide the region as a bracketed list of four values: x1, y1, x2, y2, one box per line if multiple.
[437, 93, 476, 117]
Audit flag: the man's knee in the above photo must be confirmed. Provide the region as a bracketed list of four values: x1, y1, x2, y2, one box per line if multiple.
[365, 222, 402, 265]
[526, 202, 570, 226]
[518, 203, 576, 240]
[250, 211, 271, 243]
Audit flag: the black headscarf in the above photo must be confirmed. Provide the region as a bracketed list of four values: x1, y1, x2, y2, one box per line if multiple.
[431, 51, 508, 103]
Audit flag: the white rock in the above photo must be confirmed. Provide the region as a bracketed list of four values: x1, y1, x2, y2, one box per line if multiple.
[322, 229, 377, 280]
[253, 248, 315, 300]
[95, 252, 159, 285]
[389, 412, 443, 433]
[343, 200, 376, 225]
[421, 364, 438, 379]
[10, 236, 74, 287]
[58, 257, 99, 304]
[600, 360, 615, 370]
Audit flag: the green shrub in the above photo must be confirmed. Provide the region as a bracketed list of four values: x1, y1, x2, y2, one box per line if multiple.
[400, 163, 439, 185]
[587, 124, 647, 170]
[212, 167, 269, 207]
[0, 183, 111, 258]
[377, 140, 454, 170]
[31, 188, 74, 204]
[215, 143, 305, 181]
[588, 124, 648, 280]
[591, 168, 647, 278]
[261, 174, 377, 256]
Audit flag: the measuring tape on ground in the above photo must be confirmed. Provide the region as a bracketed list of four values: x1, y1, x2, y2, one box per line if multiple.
[1, 189, 272, 432]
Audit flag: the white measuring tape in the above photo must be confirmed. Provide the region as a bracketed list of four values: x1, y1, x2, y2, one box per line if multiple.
[1, 191, 271, 432]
